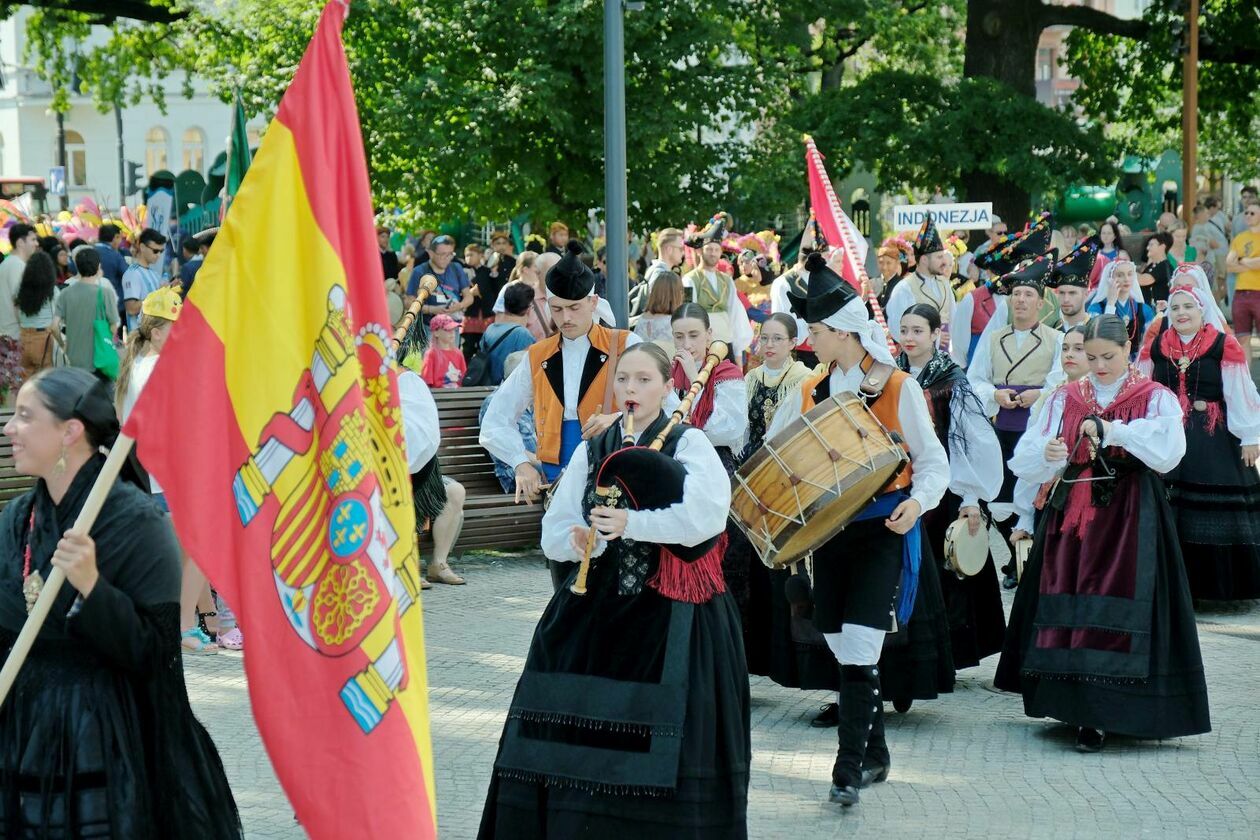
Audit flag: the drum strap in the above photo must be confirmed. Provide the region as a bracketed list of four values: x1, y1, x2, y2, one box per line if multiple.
[858, 361, 895, 400]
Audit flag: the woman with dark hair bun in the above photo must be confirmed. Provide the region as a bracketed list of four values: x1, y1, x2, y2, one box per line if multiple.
[0, 367, 241, 836]
[996, 313, 1209, 753]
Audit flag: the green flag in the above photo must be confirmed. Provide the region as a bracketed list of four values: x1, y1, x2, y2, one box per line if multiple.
[225, 91, 252, 206]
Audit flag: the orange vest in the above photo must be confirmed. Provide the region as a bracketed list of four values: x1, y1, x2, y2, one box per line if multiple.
[528, 324, 633, 465]
[800, 359, 913, 493]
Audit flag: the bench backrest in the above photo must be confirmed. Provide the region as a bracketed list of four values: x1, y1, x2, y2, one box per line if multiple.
[431, 386, 503, 495]
[0, 410, 35, 509]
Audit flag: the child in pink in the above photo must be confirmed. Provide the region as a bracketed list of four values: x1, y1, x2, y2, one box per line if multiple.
[421, 314, 467, 388]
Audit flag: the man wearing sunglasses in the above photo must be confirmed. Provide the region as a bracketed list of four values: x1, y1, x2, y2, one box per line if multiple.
[122, 229, 168, 331]
[1227, 200, 1260, 347]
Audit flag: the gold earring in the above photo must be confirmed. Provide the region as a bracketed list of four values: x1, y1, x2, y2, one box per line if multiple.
[53, 445, 67, 477]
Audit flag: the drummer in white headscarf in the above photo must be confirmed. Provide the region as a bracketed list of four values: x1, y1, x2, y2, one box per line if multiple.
[766, 252, 948, 809]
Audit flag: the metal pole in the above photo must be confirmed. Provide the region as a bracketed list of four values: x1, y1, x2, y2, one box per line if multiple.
[1181, 0, 1198, 228]
[603, 0, 628, 328]
[115, 103, 125, 205]
[55, 110, 68, 212]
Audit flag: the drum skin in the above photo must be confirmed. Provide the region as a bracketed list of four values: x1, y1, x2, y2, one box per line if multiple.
[731, 393, 907, 569]
[943, 517, 989, 578]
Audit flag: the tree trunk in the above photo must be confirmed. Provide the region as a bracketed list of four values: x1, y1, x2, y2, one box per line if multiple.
[961, 0, 1045, 225]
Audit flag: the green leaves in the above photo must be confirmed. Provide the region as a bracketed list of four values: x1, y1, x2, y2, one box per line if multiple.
[1064, 0, 1260, 183]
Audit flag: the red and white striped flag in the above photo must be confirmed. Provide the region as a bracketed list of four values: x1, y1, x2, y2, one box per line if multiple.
[803, 134, 896, 354]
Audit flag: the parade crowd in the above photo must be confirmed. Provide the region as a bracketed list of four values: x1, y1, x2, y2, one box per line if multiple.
[0, 185, 1256, 836]
[374, 191, 1260, 835]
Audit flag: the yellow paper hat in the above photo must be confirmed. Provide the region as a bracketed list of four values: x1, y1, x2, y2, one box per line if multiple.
[141, 286, 182, 321]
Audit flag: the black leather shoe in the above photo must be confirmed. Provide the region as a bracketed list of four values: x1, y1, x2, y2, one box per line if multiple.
[858, 764, 889, 788]
[1075, 727, 1105, 753]
[828, 784, 860, 807]
[810, 702, 839, 728]
[1002, 573, 1019, 590]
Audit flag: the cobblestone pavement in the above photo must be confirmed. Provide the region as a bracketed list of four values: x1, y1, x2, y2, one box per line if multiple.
[187, 553, 1260, 839]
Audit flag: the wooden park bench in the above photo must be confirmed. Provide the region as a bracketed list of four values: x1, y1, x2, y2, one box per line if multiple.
[420, 386, 543, 555]
[0, 398, 544, 555]
[0, 410, 36, 510]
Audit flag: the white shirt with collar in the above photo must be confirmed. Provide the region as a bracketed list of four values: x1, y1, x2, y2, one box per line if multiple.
[479, 328, 642, 470]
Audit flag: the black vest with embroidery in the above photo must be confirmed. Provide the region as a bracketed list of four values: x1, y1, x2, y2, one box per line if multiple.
[580, 412, 690, 596]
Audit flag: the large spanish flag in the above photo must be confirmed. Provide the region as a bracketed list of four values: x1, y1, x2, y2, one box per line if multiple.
[124, 4, 435, 837]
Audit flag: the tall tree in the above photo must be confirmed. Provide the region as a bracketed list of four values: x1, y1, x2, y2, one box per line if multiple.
[88, 0, 780, 230]
[1064, 0, 1260, 184]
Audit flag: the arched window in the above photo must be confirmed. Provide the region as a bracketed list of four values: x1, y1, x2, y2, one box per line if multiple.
[182, 126, 205, 174]
[145, 126, 169, 174]
[65, 129, 87, 187]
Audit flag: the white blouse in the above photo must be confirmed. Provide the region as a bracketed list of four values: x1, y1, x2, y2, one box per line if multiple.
[398, 370, 439, 472]
[908, 364, 1003, 510]
[1009, 374, 1186, 486]
[690, 378, 748, 453]
[540, 424, 732, 563]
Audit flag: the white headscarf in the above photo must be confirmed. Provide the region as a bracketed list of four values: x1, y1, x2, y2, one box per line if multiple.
[1089, 259, 1145, 308]
[821, 295, 896, 366]
[1169, 265, 1227, 331]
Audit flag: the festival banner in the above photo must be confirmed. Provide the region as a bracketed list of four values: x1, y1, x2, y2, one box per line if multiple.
[123, 3, 436, 838]
[804, 134, 896, 354]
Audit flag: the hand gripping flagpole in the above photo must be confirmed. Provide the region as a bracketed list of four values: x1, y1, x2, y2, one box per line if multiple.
[0, 434, 136, 708]
[803, 135, 898, 356]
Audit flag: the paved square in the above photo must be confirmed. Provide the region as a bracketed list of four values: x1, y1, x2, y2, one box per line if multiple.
[187, 553, 1260, 839]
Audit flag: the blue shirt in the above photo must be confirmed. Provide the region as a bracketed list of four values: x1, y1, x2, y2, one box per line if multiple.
[180, 255, 204, 297]
[406, 260, 469, 318]
[122, 263, 163, 330]
[480, 323, 535, 386]
[94, 244, 128, 310]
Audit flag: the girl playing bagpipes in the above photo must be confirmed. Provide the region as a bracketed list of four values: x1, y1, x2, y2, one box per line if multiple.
[478, 342, 750, 839]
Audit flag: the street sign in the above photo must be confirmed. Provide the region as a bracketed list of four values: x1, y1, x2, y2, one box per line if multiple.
[47, 166, 65, 197]
[890, 201, 994, 231]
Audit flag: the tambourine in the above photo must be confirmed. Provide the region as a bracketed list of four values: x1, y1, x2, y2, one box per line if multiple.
[943, 518, 988, 579]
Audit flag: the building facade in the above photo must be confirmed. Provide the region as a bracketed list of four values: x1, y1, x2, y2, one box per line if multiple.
[0, 8, 264, 210]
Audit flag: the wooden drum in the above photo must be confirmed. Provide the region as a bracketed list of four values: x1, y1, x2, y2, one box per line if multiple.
[731, 393, 908, 569]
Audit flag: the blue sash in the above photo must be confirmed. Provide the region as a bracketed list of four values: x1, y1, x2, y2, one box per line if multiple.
[541, 419, 584, 482]
[853, 490, 921, 624]
[967, 332, 981, 364]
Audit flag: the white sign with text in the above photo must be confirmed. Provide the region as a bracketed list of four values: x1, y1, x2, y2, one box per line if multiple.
[891, 202, 994, 231]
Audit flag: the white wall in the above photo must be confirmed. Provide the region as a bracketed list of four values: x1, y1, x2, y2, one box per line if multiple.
[0, 9, 265, 209]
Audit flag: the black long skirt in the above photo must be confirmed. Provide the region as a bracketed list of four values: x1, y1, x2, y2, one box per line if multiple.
[479, 565, 750, 839]
[878, 537, 955, 705]
[926, 494, 1007, 668]
[995, 472, 1211, 739]
[1165, 410, 1260, 600]
[764, 564, 839, 691]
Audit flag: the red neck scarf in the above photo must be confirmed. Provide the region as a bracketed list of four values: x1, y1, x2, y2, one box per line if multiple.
[671, 358, 744, 430]
[1150, 324, 1246, 434]
[1059, 370, 1161, 538]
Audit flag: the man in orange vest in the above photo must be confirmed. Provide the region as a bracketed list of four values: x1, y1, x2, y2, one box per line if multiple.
[767, 252, 949, 809]
[480, 240, 641, 588]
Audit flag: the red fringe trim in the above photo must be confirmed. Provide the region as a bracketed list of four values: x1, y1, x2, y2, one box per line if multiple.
[1058, 375, 1159, 539]
[1060, 471, 1096, 538]
[648, 532, 728, 604]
